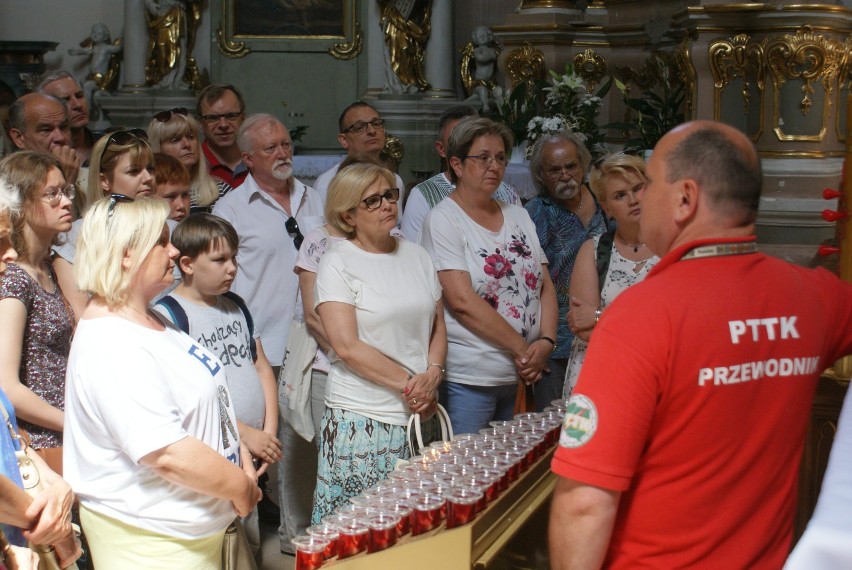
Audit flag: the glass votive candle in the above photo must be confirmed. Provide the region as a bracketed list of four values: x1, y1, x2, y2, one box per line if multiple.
[331, 517, 368, 559]
[368, 497, 413, 537]
[474, 467, 502, 503]
[292, 535, 330, 570]
[550, 398, 568, 411]
[429, 440, 453, 454]
[446, 487, 483, 529]
[306, 524, 339, 560]
[411, 493, 445, 536]
[366, 512, 400, 553]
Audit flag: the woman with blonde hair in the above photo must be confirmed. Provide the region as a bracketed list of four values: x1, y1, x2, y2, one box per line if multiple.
[63, 195, 260, 569]
[0, 152, 74, 463]
[54, 130, 156, 317]
[147, 108, 232, 213]
[564, 153, 659, 395]
[311, 162, 446, 523]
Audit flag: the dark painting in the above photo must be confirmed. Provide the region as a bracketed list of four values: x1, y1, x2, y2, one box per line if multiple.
[234, 0, 345, 37]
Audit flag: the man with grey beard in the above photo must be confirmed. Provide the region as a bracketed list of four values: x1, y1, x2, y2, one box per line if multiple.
[212, 113, 324, 371]
[524, 132, 609, 411]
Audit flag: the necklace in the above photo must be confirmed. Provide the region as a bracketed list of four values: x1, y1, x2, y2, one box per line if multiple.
[616, 234, 645, 253]
[569, 187, 584, 215]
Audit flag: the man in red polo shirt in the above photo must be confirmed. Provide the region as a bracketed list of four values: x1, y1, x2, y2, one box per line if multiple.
[549, 120, 852, 569]
[197, 83, 249, 188]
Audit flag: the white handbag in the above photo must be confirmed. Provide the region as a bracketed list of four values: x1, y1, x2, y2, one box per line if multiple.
[405, 403, 454, 456]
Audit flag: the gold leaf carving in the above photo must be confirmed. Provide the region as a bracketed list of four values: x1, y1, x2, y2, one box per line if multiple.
[573, 48, 606, 92]
[505, 42, 545, 89]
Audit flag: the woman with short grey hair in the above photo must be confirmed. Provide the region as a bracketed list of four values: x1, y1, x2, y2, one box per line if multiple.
[420, 116, 557, 434]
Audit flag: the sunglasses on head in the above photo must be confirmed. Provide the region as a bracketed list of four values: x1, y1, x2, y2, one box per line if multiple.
[285, 216, 303, 250]
[107, 193, 135, 219]
[99, 129, 149, 170]
[153, 107, 189, 123]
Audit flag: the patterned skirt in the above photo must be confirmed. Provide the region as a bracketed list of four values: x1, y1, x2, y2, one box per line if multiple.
[311, 408, 409, 525]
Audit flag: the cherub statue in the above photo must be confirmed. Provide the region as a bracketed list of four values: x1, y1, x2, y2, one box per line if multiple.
[460, 26, 505, 113]
[68, 24, 122, 119]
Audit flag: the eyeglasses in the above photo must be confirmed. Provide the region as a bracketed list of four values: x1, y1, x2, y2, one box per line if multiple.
[361, 188, 400, 211]
[153, 107, 188, 122]
[201, 112, 243, 126]
[464, 154, 509, 169]
[107, 193, 134, 219]
[99, 129, 148, 168]
[544, 163, 583, 179]
[41, 184, 76, 207]
[285, 216, 303, 250]
[342, 118, 385, 134]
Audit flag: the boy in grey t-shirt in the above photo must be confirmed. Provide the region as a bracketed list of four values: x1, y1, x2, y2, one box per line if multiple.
[153, 213, 282, 555]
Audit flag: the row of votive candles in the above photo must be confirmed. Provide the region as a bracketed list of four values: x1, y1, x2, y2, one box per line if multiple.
[291, 401, 567, 569]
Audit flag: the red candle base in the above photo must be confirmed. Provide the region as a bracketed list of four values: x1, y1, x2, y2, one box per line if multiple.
[337, 531, 367, 559]
[296, 549, 324, 570]
[367, 526, 398, 553]
[411, 507, 442, 535]
[446, 500, 477, 528]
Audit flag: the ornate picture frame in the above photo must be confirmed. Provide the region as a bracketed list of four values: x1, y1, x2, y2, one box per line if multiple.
[217, 0, 362, 58]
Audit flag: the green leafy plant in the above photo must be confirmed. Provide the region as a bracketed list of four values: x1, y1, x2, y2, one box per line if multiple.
[280, 101, 309, 143]
[610, 55, 685, 154]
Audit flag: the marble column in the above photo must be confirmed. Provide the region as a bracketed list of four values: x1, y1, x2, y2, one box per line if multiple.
[424, 0, 454, 99]
[122, 0, 148, 90]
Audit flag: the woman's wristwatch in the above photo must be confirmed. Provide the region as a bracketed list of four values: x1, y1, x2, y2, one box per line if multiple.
[539, 336, 556, 351]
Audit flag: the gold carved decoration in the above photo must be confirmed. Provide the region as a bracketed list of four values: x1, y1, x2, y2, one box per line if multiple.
[708, 34, 765, 141]
[505, 42, 545, 89]
[675, 39, 696, 121]
[328, 19, 363, 60]
[573, 49, 606, 92]
[765, 26, 846, 141]
[217, 27, 250, 59]
[836, 35, 852, 141]
[382, 134, 404, 173]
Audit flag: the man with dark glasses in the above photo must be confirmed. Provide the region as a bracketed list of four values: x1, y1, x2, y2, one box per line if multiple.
[312, 101, 407, 212]
[197, 84, 249, 188]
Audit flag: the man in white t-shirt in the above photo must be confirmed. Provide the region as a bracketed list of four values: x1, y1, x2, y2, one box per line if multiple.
[313, 102, 406, 207]
[400, 105, 520, 241]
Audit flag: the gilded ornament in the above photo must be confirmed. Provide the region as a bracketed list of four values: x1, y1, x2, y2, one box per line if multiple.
[378, 0, 432, 93]
[708, 34, 765, 133]
[217, 27, 250, 59]
[505, 42, 546, 89]
[765, 26, 845, 141]
[329, 20, 363, 60]
[573, 49, 606, 92]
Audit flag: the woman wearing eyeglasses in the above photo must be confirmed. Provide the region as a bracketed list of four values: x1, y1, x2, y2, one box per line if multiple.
[310, 162, 446, 523]
[54, 129, 157, 318]
[63, 196, 260, 569]
[419, 116, 557, 434]
[147, 108, 232, 214]
[0, 152, 75, 466]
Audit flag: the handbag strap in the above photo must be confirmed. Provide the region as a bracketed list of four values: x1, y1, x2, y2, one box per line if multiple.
[0, 399, 24, 452]
[406, 403, 454, 456]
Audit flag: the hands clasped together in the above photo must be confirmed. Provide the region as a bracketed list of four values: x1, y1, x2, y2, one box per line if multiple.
[403, 365, 443, 417]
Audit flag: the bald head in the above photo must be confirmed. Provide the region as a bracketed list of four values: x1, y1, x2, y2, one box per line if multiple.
[660, 121, 761, 226]
[8, 93, 71, 153]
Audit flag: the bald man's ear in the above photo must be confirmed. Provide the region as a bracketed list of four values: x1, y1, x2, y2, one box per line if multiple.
[673, 179, 699, 225]
[8, 128, 26, 150]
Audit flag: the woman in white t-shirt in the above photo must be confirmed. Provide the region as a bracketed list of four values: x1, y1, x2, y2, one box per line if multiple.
[63, 196, 260, 569]
[420, 117, 558, 434]
[311, 163, 447, 523]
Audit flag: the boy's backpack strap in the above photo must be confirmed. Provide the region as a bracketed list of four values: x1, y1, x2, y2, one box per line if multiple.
[223, 291, 258, 362]
[154, 296, 190, 334]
